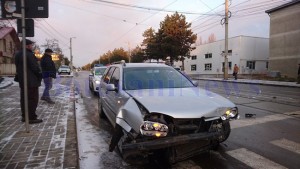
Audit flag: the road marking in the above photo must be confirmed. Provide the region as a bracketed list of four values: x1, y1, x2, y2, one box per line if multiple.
[226, 148, 288, 169]
[270, 138, 300, 155]
[230, 114, 292, 129]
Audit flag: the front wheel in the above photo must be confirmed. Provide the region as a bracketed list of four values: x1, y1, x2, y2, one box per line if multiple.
[220, 120, 231, 143]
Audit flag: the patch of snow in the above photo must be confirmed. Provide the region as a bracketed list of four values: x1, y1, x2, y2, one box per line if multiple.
[0, 131, 17, 144]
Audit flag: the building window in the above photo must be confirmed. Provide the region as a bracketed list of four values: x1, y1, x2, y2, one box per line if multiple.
[191, 65, 197, 71]
[9, 42, 13, 53]
[246, 61, 256, 70]
[266, 62, 269, 69]
[205, 63, 212, 71]
[3, 39, 7, 52]
[205, 53, 212, 59]
[191, 55, 197, 60]
[222, 62, 232, 71]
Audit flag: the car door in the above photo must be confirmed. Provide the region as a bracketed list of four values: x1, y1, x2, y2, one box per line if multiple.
[105, 67, 122, 126]
[99, 67, 116, 124]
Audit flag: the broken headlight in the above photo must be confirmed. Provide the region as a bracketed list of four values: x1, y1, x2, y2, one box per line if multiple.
[140, 121, 168, 137]
[221, 107, 239, 120]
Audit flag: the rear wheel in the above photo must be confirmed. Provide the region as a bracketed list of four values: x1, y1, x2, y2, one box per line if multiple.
[98, 99, 106, 119]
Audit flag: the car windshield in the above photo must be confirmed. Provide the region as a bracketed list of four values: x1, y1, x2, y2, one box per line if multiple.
[95, 67, 106, 75]
[60, 65, 69, 68]
[123, 67, 194, 90]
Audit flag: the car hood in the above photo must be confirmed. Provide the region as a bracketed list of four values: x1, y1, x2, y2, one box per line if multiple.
[126, 87, 235, 119]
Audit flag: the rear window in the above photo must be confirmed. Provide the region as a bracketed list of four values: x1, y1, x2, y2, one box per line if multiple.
[95, 67, 106, 75]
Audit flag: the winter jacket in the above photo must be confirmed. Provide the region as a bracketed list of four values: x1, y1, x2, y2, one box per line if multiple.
[15, 49, 42, 88]
[40, 53, 56, 78]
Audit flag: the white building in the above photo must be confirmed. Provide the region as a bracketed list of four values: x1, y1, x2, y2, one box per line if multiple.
[181, 35, 269, 77]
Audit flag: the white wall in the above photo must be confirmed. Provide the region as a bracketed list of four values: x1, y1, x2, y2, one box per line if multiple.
[181, 36, 269, 75]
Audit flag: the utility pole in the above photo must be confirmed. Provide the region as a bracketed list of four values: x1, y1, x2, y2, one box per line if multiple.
[21, 0, 30, 132]
[70, 37, 76, 72]
[224, 0, 229, 80]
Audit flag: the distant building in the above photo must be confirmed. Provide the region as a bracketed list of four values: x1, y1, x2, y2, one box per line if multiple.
[265, 0, 300, 79]
[182, 36, 269, 77]
[0, 27, 20, 75]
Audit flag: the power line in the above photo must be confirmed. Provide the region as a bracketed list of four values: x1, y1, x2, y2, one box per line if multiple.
[99, 0, 178, 56]
[192, 0, 290, 35]
[86, 0, 221, 16]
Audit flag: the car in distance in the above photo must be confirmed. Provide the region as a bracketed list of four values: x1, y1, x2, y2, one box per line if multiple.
[57, 65, 71, 75]
[89, 66, 107, 95]
[98, 62, 239, 165]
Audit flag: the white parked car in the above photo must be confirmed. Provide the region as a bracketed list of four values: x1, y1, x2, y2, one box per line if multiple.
[89, 66, 107, 95]
[58, 65, 71, 75]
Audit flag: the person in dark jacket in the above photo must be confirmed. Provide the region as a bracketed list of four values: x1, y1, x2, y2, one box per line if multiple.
[40, 48, 56, 103]
[14, 39, 43, 124]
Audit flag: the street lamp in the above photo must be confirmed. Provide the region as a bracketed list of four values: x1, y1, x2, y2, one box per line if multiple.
[70, 37, 76, 72]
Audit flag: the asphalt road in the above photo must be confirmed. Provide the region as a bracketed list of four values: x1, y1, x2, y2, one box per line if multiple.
[65, 71, 300, 169]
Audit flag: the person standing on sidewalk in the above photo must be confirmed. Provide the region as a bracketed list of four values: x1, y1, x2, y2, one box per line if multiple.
[297, 63, 300, 84]
[40, 49, 56, 104]
[233, 64, 239, 80]
[14, 39, 43, 124]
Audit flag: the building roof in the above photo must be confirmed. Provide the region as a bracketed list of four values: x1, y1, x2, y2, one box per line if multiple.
[0, 27, 15, 39]
[0, 27, 21, 49]
[265, 0, 300, 14]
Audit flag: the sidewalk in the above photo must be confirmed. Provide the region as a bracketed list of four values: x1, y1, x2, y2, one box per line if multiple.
[0, 78, 78, 168]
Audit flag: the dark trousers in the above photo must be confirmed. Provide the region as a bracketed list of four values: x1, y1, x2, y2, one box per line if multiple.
[42, 77, 53, 98]
[233, 72, 238, 80]
[20, 87, 39, 119]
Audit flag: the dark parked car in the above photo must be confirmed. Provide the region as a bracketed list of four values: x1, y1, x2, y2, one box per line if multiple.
[98, 61, 239, 165]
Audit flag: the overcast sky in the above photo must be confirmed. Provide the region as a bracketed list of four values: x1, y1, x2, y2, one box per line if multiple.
[2, 0, 291, 67]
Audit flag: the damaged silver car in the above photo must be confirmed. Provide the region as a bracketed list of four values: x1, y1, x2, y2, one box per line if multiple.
[98, 62, 239, 165]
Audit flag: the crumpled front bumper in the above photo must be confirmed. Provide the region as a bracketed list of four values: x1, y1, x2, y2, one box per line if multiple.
[122, 131, 222, 153]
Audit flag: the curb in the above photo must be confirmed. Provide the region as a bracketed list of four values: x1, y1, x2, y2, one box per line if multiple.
[0, 81, 13, 89]
[70, 81, 80, 168]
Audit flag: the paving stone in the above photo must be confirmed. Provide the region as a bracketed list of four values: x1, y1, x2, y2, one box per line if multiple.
[0, 84, 79, 168]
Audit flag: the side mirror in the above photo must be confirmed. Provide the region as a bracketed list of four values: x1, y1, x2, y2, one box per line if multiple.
[106, 84, 117, 91]
[192, 80, 199, 87]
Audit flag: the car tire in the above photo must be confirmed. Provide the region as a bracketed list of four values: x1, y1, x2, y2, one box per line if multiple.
[89, 82, 92, 90]
[98, 99, 106, 119]
[220, 120, 231, 143]
[109, 124, 123, 152]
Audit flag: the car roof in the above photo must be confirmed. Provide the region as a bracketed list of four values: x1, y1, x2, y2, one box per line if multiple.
[111, 63, 170, 68]
[94, 66, 107, 69]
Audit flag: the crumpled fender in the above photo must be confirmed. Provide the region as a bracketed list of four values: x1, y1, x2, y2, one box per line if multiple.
[116, 97, 144, 133]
